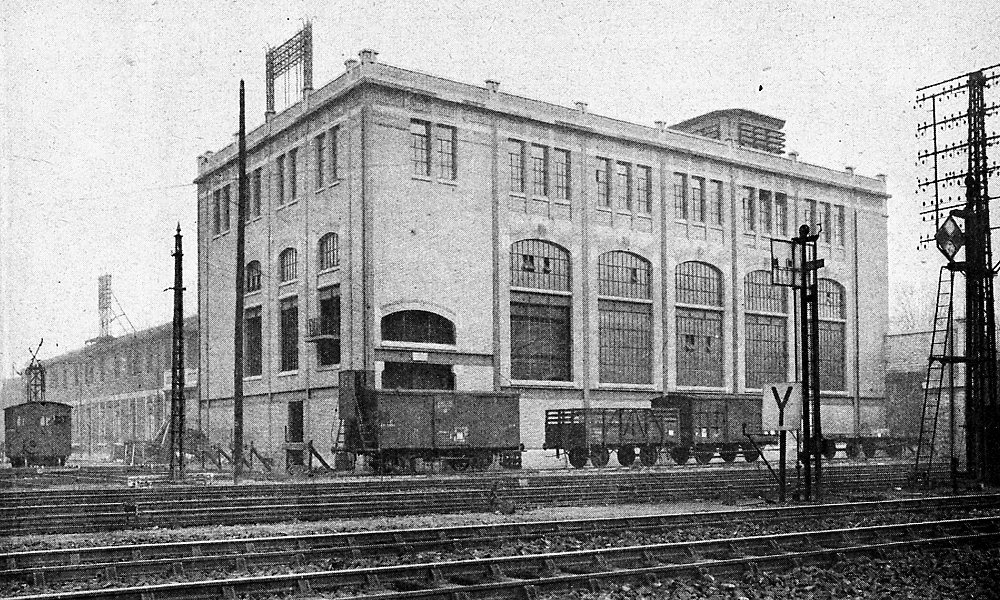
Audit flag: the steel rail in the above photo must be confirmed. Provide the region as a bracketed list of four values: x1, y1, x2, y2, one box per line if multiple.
[2, 494, 996, 589]
[7, 516, 998, 600]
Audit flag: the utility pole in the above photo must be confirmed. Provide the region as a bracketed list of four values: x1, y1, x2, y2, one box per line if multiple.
[169, 225, 186, 480]
[233, 80, 248, 484]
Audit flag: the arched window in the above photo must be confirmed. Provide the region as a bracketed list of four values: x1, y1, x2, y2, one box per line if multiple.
[675, 261, 724, 387]
[744, 270, 788, 389]
[279, 248, 298, 283]
[817, 279, 846, 391]
[381, 310, 456, 345]
[510, 239, 572, 381]
[318, 233, 339, 271]
[598, 251, 653, 384]
[244, 260, 262, 293]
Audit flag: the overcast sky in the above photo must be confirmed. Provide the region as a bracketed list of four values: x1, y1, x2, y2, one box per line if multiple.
[2, 0, 998, 371]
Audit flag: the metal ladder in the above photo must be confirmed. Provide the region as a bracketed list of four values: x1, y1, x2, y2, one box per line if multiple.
[913, 266, 956, 484]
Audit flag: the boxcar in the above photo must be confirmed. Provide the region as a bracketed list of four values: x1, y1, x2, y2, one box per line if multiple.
[341, 388, 521, 472]
[653, 394, 773, 464]
[544, 408, 680, 468]
[4, 401, 72, 467]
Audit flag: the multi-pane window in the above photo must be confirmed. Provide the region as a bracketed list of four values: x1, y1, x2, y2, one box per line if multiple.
[251, 168, 262, 219]
[329, 126, 340, 181]
[744, 270, 788, 389]
[508, 139, 525, 193]
[276, 154, 286, 205]
[673, 172, 688, 219]
[598, 251, 653, 384]
[318, 233, 339, 271]
[244, 260, 262, 293]
[436, 125, 456, 180]
[212, 189, 222, 235]
[411, 120, 431, 176]
[817, 278, 846, 391]
[690, 176, 705, 222]
[554, 149, 570, 201]
[315, 132, 326, 188]
[531, 144, 549, 196]
[834, 205, 846, 246]
[279, 248, 298, 283]
[596, 158, 611, 207]
[510, 240, 572, 381]
[676, 261, 724, 387]
[742, 187, 756, 231]
[382, 310, 456, 344]
[317, 286, 341, 366]
[635, 165, 652, 213]
[804, 198, 817, 229]
[758, 189, 772, 234]
[244, 306, 262, 377]
[222, 185, 231, 231]
[279, 296, 299, 372]
[709, 180, 724, 226]
[615, 162, 631, 210]
[775, 192, 788, 236]
[288, 148, 298, 201]
[820, 201, 832, 243]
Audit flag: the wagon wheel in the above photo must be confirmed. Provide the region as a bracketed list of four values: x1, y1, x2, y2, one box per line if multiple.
[694, 449, 715, 465]
[617, 445, 636, 467]
[639, 445, 659, 467]
[568, 447, 589, 469]
[845, 442, 861, 460]
[589, 446, 610, 468]
[670, 446, 690, 465]
[743, 449, 761, 462]
[450, 455, 472, 472]
[823, 440, 839, 460]
[719, 444, 739, 463]
[471, 451, 495, 470]
[862, 441, 877, 459]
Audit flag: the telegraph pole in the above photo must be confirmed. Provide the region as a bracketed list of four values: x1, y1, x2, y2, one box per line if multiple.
[233, 80, 248, 483]
[169, 225, 186, 480]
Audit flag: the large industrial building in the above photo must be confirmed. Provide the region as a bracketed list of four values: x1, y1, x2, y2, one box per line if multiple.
[195, 50, 889, 468]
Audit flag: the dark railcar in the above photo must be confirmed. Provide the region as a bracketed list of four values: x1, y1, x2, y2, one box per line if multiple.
[340, 384, 521, 472]
[4, 401, 72, 467]
[653, 393, 773, 464]
[543, 408, 680, 468]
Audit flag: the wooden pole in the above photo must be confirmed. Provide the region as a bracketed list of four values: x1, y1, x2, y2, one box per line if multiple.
[233, 80, 248, 483]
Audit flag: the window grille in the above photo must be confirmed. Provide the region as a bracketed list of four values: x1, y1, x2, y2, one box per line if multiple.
[818, 320, 846, 391]
[531, 144, 548, 196]
[554, 149, 570, 200]
[212, 189, 222, 234]
[599, 299, 652, 384]
[820, 202, 832, 243]
[804, 198, 817, 228]
[709, 180, 724, 226]
[437, 125, 456, 180]
[744, 270, 786, 313]
[508, 139, 525, 193]
[742, 186, 756, 231]
[279, 248, 298, 282]
[381, 310, 455, 345]
[598, 251, 651, 299]
[411, 120, 431, 176]
[279, 296, 299, 372]
[244, 260, 262, 293]
[676, 308, 723, 387]
[673, 172, 687, 219]
[635, 165, 651, 213]
[817, 279, 845, 319]
[220, 185, 231, 232]
[510, 239, 571, 291]
[690, 176, 705, 222]
[775, 192, 788, 235]
[834, 205, 846, 246]
[616, 162, 631, 210]
[244, 306, 262, 376]
[315, 132, 325, 188]
[251, 168, 262, 219]
[318, 233, 339, 271]
[317, 286, 341, 366]
[758, 190, 772, 233]
[329, 125, 340, 181]
[276, 154, 285, 205]
[745, 270, 788, 389]
[676, 261, 723, 306]
[510, 291, 571, 381]
[596, 158, 611, 207]
[288, 149, 298, 200]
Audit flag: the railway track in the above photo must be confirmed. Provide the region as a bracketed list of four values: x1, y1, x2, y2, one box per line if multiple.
[4, 495, 997, 600]
[0, 462, 949, 535]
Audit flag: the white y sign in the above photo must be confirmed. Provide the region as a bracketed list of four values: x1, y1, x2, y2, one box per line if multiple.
[761, 382, 802, 431]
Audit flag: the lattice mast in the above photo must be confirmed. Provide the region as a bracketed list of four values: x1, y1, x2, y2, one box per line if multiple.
[916, 64, 1000, 484]
[265, 21, 312, 117]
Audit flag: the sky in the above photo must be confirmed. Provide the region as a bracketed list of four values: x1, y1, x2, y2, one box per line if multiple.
[1, 0, 999, 372]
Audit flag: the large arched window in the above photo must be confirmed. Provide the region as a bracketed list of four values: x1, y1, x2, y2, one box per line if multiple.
[318, 233, 339, 271]
[244, 260, 262, 293]
[675, 261, 724, 387]
[817, 278, 846, 391]
[510, 239, 572, 381]
[744, 270, 788, 389]
[279, 248, 298, 282]
[598, 251, 652, 384]
[381, 310, 455, 345]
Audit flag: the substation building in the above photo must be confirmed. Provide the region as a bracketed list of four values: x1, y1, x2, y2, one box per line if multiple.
[195, 50, 890, 468]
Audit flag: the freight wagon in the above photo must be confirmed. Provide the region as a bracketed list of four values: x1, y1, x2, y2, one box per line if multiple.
[543, 408, 680, 468]
[4, 401, 72, 467]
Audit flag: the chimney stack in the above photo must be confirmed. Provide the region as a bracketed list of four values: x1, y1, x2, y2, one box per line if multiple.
[359, 48, 378, 64]
[485, 79, 500, 94]
[845, 165, 855, 175]
[788, 150, 799, 162]
[654, 120, 665, 134]
[575, 101, 588, 114]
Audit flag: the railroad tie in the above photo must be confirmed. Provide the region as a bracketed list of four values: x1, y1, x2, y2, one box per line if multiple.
[541, 559, 560, 576]
[32, 571, 45, 587]
[191, 545, 202, 557]
[587, 577, 602, 593]
[686, 546, 704, 562]
[235, 556, 247, 571]
[70, 552, 82, 565]
[726, 542, 746, 558]
[429, 566, 447, 587]
[172, 562, 184, 577]
[489, 564, 507, 581]
[641, 550, 660, 567]
[591, 554, 612, 571]
[522, 583, 540, 600]
[297, 578, 312, 594]
[5, 556, 15, 570]
[104, 565, 118, 581]
[365, 573, 382, 590]
[294, 553, 305, 567]
[222, 585, 237, 600]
